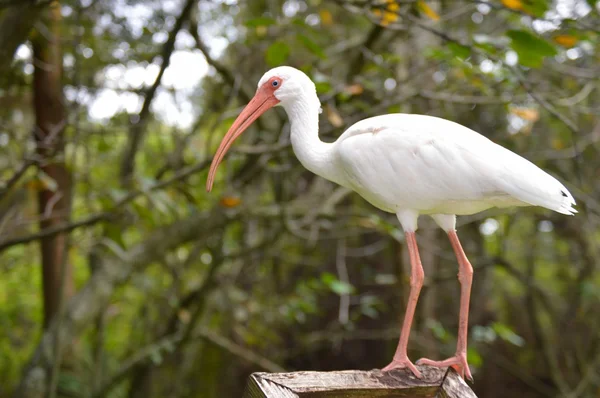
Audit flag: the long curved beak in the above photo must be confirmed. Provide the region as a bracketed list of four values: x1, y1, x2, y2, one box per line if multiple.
[206, 86, 279, 192]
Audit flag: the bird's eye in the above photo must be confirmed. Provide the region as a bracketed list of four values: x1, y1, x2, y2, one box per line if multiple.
[272, 80, 279, 87]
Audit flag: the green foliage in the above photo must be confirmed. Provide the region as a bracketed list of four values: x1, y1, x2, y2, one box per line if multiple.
[297, 34, 326, 59]
[266, 41, 290, 66]
[244, 17, 277, 28]
[518, 0, 551, 17]
[447, 42, 471, 60]
[0, 0, 598, 397]
[507, 29, 558, 67]
[320, 272, 355, 295]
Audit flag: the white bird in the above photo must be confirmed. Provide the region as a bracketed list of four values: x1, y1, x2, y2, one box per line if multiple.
[206, 66, 576, 380]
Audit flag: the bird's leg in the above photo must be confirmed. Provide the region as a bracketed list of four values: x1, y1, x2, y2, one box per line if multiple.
[382, 231, 424, 378]
[417, 230, 473, 381]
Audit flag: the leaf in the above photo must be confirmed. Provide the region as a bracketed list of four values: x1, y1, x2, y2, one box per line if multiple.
[320, 272, 336, 284]
[297, 34, 326, 59]
[37, 170, 58, 192]
[360, 295, 382, 318]
[552, 138, 565, 149]
[361, 305, 379, 318]
[381, 11, 399, 26]
[97, 137, 111, 153]
[511, 107, 539, 121]
[245, 17, 276, 28]
[553, 34, 578, 47]
[467, 347, 483, 367]
[329, 280, 355, 295]
[58, 373, 84, 396]
[325, 105, 344, 127]
[319, 9, 333, 25]
[520, 0, 549, 17]
[385, 0, 399, 12]
[178, 309, 191, 324]
[220, 196, 242, 208]
[150, 349, 163, 364]
[448, 42, 471, 59]
[314, 81, 332, 94]
[426, 319, 449, 341]
[344, 84, 364, 95]
[255, 26, 267, 37]
[148, 191, 174, 215]
[502, 0, 548, 17]
[501, 0, 523, 10]
[507, 30, 557, 68]
[319, 273, 355, 295]
[109, 188, 128, 202]
[582, 280, 600, 299]
[474, 42, 498, 55]
[265, 41, 290, 66]
[26, 178, 44, 192]
[492, 322, 525, 347]
[417, 0, 440, 21]
[371, 0, 401, 25]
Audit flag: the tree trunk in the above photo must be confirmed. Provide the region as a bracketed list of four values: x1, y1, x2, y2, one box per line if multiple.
[31, 0, 73, 328]
[0, 0, 43, 80]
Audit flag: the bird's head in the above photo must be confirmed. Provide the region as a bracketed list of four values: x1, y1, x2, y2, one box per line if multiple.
[206, 66, 316, 192]
[257, 66, 316, 105]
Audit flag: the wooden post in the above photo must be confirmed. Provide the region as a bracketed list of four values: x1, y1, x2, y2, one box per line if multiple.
[244, 367, 477, 398]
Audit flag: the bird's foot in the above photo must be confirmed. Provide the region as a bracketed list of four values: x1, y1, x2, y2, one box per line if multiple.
[416, 352, 472, 381]
[381, 356, 422, 378]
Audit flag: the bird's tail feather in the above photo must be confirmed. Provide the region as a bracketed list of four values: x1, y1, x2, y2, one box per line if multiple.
[494, 149, 576, 216]
[554, 184, 577, 215]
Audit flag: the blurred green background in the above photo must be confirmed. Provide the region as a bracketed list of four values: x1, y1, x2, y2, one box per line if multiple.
[0, 0, 599, 397]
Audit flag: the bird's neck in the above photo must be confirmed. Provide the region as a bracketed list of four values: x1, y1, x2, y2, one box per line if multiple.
[285, 96, 341, 184]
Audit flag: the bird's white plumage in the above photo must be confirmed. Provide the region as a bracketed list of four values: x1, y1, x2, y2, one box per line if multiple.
[258, 66, 317, 105]
[256, 67, 576, 232]
[334, 114, 576, 216]
[208, 67, 577, 379]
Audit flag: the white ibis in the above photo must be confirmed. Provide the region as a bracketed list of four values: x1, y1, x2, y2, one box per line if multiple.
[206, 66, 576, 380]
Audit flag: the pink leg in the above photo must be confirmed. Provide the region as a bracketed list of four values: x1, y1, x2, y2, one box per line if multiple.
[417, 230, 473, 381]
[382, 231, 424, 378]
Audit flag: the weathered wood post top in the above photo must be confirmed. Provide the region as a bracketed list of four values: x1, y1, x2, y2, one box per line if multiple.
[244, 367, 477, 397]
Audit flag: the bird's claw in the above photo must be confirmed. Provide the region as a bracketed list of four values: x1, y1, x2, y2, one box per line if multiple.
[416, 353, 473, 382]
[381, 356, 423, 379]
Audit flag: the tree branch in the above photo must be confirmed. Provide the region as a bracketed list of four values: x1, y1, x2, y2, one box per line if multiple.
[119, 0, 197, 185]
[0, 158, 36, 196]
[347, 24, 384, 80]
[0, 159, 211, 252]
[14, 208, 231, 398]
[197, 328, 286, 373]
[90, 234, 283, 398]
[402, 13, 584, 137]
[188, 18, 252, 103]
[0, 1, 45, 78]
[91, 327, 285, 398]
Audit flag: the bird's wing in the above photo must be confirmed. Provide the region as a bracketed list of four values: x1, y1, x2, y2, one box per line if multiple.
[484, 142, 576, 215]
[335, 114, 575, 215]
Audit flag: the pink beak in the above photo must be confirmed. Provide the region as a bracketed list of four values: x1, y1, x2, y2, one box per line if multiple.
[206, 85, 280, 192]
